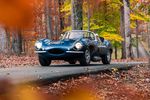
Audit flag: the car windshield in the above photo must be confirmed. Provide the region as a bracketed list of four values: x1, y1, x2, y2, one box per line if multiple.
[62, 31, 84, 39]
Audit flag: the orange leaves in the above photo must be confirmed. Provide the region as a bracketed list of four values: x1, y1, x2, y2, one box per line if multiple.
[61, 87, 97, 100]
[0, 0, 35, 28]
[0, 55, 38, 68]
[0, 80, 54, 100]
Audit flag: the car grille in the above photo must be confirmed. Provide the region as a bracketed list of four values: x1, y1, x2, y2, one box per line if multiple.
[48, 49, 65, 54]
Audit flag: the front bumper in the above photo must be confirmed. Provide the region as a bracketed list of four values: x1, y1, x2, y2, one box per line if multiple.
[35, 51, 46, 53]
[35, 50, 84, 60]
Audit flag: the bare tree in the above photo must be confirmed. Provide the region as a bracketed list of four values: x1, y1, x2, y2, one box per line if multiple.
[120, 0, 131, 59]
[58, 0, 65, 32]
[87, 0, 90, 31]
[136, 20, 139, 58]
[71, 0, 83, 30]
[0, 26, 7, 53]
[54, 0, 59, 40]
[12, 28, 22, 55]
[45, 0, 52, 39]
[5, 27, 11, 53]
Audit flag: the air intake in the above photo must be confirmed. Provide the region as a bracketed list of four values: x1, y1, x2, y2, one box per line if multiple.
[48, 49, 64, 54]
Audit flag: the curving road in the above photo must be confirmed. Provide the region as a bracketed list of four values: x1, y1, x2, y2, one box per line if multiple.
[0, 62, 145, 84]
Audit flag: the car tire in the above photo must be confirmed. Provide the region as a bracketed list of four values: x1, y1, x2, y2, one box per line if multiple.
[80, 49, 91, 66]
[39, 56, 51, 66]
[101, 51, 111, 64]
[68, 60, 76, 64]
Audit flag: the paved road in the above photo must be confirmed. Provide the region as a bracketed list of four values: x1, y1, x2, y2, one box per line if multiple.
[0, 62, 145, 84]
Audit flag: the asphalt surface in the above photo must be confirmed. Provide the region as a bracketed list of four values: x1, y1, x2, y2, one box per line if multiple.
[0, 62, 145, 84]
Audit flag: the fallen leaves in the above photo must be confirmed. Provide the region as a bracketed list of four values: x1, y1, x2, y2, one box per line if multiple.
[38, 64, 150, 100]
[0, 54, 38, 68]
[0, 54, 150, 99]
[0, 54, 67, 68]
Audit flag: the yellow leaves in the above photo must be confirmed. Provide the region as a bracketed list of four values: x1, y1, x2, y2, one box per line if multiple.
[111, 68, 119, 73]
[100, 32, 124, 42]
[60, 0, 71, 17]
[130, 14, 145, 21]
[130, 21, 136, 29]
[63, 26, 71, 32]
[130, 13, 150, 29]
[130, 13, 150, 22]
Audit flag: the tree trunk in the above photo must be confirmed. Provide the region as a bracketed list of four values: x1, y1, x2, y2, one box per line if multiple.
[87, 0, 90, 31]
[147, 22, 150, 65]
[71, 0, 83, 30]
[115, 46, 118, 59]
[0, 26, 7, 53]
[45, 0, 52, 39]
[104, 0, 107, 21]
[124, 0, 131, 58]
[12, 29, 22, 55]
[54, 0, 58, 40]
[5, 27, 11, 54]
[58, 0, 64, 32]
[121, 0, 131, 59]
[136, 20, 139, 58]
[120, 2, 125, 59]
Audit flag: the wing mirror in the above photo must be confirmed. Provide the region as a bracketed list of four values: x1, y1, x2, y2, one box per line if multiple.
[100, 37, 104, 42]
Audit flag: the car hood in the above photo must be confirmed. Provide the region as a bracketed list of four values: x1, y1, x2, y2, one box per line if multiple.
[43, 39, 80, 49]
[51, 39, 77, 46]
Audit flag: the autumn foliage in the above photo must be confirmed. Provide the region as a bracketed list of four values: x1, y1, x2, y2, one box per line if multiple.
[0, 0, 35, 28]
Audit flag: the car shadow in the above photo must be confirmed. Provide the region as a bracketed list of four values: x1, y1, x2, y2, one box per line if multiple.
[50, 63, 104, 67]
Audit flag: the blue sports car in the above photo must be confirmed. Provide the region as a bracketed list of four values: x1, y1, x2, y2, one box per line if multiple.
[35, 30, 112, 66]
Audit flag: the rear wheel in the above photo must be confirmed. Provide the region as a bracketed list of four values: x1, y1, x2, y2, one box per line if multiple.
[101, 51, 111, 64]
[80, 49, 91, 66]
[68, 60, 77, 64]
[39, 56, 51, 66]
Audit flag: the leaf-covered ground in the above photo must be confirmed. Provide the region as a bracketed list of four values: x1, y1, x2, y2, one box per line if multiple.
[0, 54, 38, 68]
[0, 54, 150, 100]
[37, 64, 150, 100]
[0, 64, 149, 100]
[0, 54, 68, 68]
[0, 54, 148, 68]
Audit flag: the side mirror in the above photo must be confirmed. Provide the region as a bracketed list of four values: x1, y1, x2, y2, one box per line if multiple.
[100, 37, 104, 42]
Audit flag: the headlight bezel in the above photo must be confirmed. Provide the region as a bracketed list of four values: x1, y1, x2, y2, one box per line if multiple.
[75, 42, 83, 50]
[35, 41, 42, 49]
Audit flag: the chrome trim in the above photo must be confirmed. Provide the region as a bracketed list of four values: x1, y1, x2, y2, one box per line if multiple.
[98, 46, 106, 48]
[66, 51, 84, 53]
[35, 51, 46, 53]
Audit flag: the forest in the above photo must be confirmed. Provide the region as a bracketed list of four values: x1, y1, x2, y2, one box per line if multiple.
[0, 0, 149, 59]
[0, 0, 150, 100]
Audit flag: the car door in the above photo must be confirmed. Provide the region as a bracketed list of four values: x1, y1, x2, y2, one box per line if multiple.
[87, 32, 99, 56]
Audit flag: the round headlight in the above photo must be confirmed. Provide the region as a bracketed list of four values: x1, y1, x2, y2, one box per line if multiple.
[75, 42, 83, 50]
[35, 41, 42, 49]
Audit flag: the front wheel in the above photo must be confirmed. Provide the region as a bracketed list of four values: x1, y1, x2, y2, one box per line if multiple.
[39, 56, 51, 66]
[80, 49, 91, 66]
[101, 51, 111, 64]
